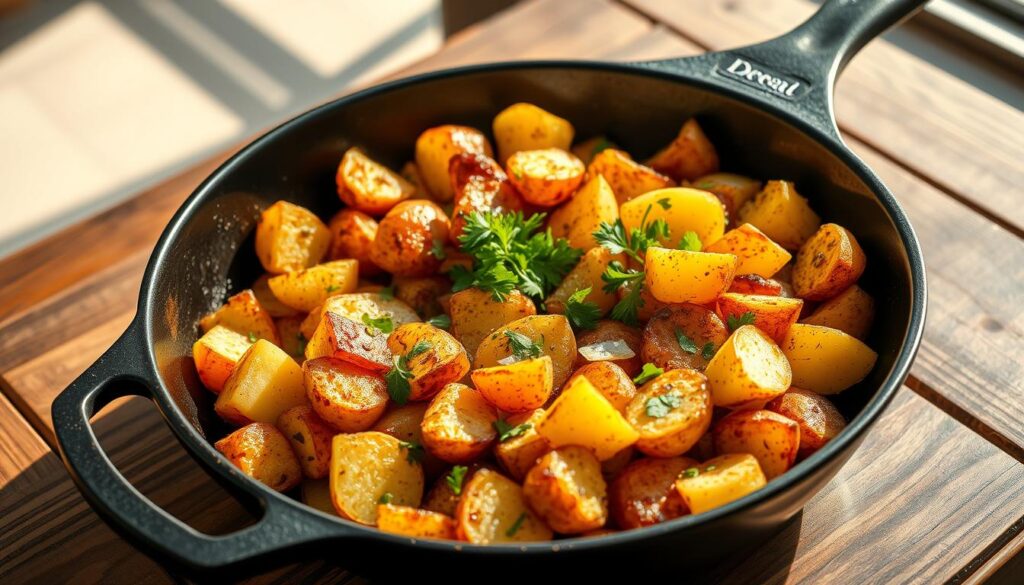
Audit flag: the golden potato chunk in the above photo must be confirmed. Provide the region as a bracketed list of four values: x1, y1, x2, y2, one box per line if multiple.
[214, 340, 307, 425]
[492, 102, 574, 163]
[523, 446, 608, 534]
[609, 456, 696, 529]
[370, 200, 450, 277]
[472, 356, 553, 413]
[301, 292, 420, 340]
[193, 325, 253, 393]
[267, 260, 359, 313]
[277, 405, 337, 479]
[494, 409, 551, 481]
[506, 148, 585, 207]
[448, 153, 525, 243]
[422, 462, 495, 516]
[574, 320, 643, 377]
[544, 247, 621, 318]
[792, 223, 867, 300]
[738, 180, 820, 250]
[305, 312, 391, 371]
[327, 209, 381, 276]
[274, 316, 306, 361]
[587, 148, 674, 204]
[645, 247, 737, 305]
[301, 478, 336, 515]
[421, 383, 498, 463]
[705, 223, 791, 278]
[566, 361, 636, 413]
[415, 125, 493, 202]
[329, 432, 424, 525]
[255, 200, 331, 274]
[800, 284, 875, 341]
[705, 325, 792, 409]
[691, 173, 762, 220]
[304, 357, 388, 432]
[252, 273, 300, 318]
[473, 314, 576, 391]
[728, 274, 785, 297]
[200, 288, 280, 345]
[712, 409, 800, 479]
[766, 388, 847, 457]
[388, 322, 470, 402]
[641, 305, 729, 373]
[456, 469, 552, 543]
[372, 402, 446, 480]
[393, 276, 450, 319]
[537, 376, 638, 461]
[336, 147, 414, 215]
[215, 422, 302, 492]
[674, 454, 767, 515]
[645, 118, 719, 182]
[717, 293, 803, 344]
[400, 161, 427, 198]
[548, 175, 619, 250]
[620, 188, 726, 249]
[377, 504, 456, 540]
[449, 288, 536, 357]
[780, 324, 877, 394]
[625, 368, 712, 457]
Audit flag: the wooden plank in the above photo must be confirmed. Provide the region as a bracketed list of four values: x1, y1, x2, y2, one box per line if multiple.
[624, 0, 1024, 234]
[964, 527, 1024, 585]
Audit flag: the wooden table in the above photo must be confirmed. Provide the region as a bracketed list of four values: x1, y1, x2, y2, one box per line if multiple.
[2, 1, 1022, 582]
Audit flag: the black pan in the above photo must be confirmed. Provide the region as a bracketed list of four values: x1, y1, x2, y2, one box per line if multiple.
[52, 0, 927, 579]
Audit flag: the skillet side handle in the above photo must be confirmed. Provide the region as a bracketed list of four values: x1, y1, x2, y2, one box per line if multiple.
[52, 321, 346, 573]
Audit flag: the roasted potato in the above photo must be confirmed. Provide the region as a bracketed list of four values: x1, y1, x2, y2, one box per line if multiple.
[545, 247, 621, 316]
[215, 422, 302, 492]
[327, 209, 381, 276]
[673, 454, 766, 514]
[506, 148, 585, 207]
[305, 311, 392, 371]
[388, 322, 470, 401]
[625, 368, 712, 457]
[193, 325, 254, 393]
[609, 456, 696, 529]
[200, 289, 280, 345]
[704, 325, 792, 409]
[301, 478, 336, 515]
[716, 293, 803, 344]
[601, 445, 635, 478]
[566, 361, 636, 413]
[274, 316, 307, 361]
[214, 340, 307, 425]
[494, 408, 551, 481]
[728, 274, 785, 296]
[704, 223, 791, 278]
[792, 223, 867, 300]
[492, 103, 574, 163]
[422, 462, 495, 516]
[712, 409, 800, 479]
[621, 188, 726, 249]
[766, 387, 847, 457]
[571, 136, 616, 164]
[393, 276, 451, 319]
[645, 247, 738, 305]
[780, 324, 877, 394]
[523, 446, 608, 534]
[574, 320, 643, 377]
[800, 285, 875, 340]
[587, 148, 673, 204]
[738, 180, 820, 250]
[255, 200, 331, 274]
[336, 147, 415, 215]
[372, 402, 446, 480]
[421, 383, 498, 463]
[304, 357, 388, 431]
[370, 200, 450, 277]
[641, 305, 729, 372]
[548, 175, 619, 250]
[645, 118, 719, 182]
[277, 405, 337, 479]
[456, 469, 552, 543]
[267, 260, 360, 313]
[377, 504, 456, 540]
[448, 288, 536, 356]
[537, 376, 639, 461]
[472, 356, 553, 413]
[448, 153, 526, 243]
[330, 432, 424, 525]
[415, 125, 493, 201]
[301, 292, 420, 340]
[690, 173, 761, 220]
[473, 314, 576, 391]
[252, 273, 301, 318]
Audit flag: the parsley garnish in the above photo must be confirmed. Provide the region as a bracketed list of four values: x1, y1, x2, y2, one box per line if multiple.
[600, 261, 645, 326]
[494, 418, 532, 442]
[325, 284, 341, 293]
[656, 197, 672, 210]
[446, 465, 468, 496]
[632, 363, 664, 385]
[678, 230, 702, 252]
[591, 137, 613, 156]
[675, 329, 698, 354]
[506, 512, 527, 537]
[379, 492, 394, 504]
[594, 204, 670, 325]
[701, 342, 716, 360]
[385, 341, 433, 405]
[684, 467, 699, 478]
[247, 331, 257, 343]
[427, 314, 451, 329]
[565, 287, 601, 330]
[505, 330, 543, 360]
[362, 313, 394, 334]
[706, 465, 717, 471]
[645, 393, 682, 418]
[727, 311, 757, 331]
[398, 440, 425, 464]
[431, 240, 447, 260]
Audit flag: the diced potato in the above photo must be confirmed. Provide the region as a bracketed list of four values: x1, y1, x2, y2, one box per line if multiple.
[712, 409, 800, 479]
[301, 292, 420, 339]
[601, 445, 635, 478]
[641, 305, 729, 372]
[301, 478, 336, 515]
[673, 454, 766, 514]
[545, 247, 621, 316]
[473, 314, 576, 390]
[422, 462, 495, 516]
[255, 200, 331, 274]
[574, 320, 643, 377]
[609, 456, 696, 529]
[421, 383, 498, 463]
[571, 136, 616, 164]
[800, 285, 875, 340]
[690, 173, 762, 219]
[215, 422, 302, 492]
[705, 223, 791, 278]
[277, 405, 337, 479]
[506, 148, 585, 207]
[267, 260, 359, 313]
[494, 409, 551, 481]
[193, 325, 253, 393]
[548, 175, 619, 250]
[716, 293, 803, 344]
[388, 322, 470, 401]
[537, 376, 639, 461]
[620, 188, 726, 249]
[336, 147, 414, 215]
[523, 446, 607, 534]
[393, 276, 451, 319]
[472, 356, 553, 413]
[704, 325, 792, 409]
[738, 180, 820, 250]
[449, 153, 526, 243]
[766, 388, 847, 457]
[274, 316, 307, 361]
[566, 361, 636, 413]
[587, 148, 674, 204]
[377, 504, 456, 540]
[645, 118, 719, 182]
[645, 247, 737, 305]
[792, 223, 867, 300]
[200, 289, 280, 345]
[780, 324, 877, 394]
[456, 469, 552, 543]
[625, 369, 712, 457]
[449, 288, 536, 357]
[370, 200, 450, 277]
[214, 340, 307, 425]
[304, 357, 388, 432]
[252, 274, 300, 318]
[728, 274, 785, 296]
[492, 103, 574, 163]
[327, 209, 381, 276]
[305, 312, 391, 371]
[415, 125, 493, 202]
[329, 432, 424, 525]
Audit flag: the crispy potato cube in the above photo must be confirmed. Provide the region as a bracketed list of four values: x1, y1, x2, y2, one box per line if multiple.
[421, 383, 498, 463]
[494, 409, 551, 481]
[370, 200, 450, 277]
[449, 153, 525, 243]
[609, 456, 697, 529]
[304, 357, 388, 431]
[544, 247, 621, 316]
[473, 314, 576, 391]
[336, 147, 414, 215]
[457, 469, 552, 543]
[415, 125, 493, 202]
[372, 403, 446, 480]
[492, 103, 574, 163]
[691, 173, 762, 219]
[738, 180, 820, 250]
[305, 312, 391, 371]
[267, 260, 359, 313]
[587, 148, 674, 204]
[301, 292, 420, 339]
[645, 247, 738, 305]
[255, 200, 331, 274]
[800, 285, 875, 340]
[537, 376, 638, 460]
[792, 223, 867, 300]
[472, 356, 553, 413]
[214, 340, 307, 425]
[705, 325, 791, 409]
[571, 136, 616, 164]
[388, 322, 470, 401]
[548, 175, 619, 251]
[712, 409, 800, 479]
[301, 478, 336, 515]
[717, 293, 803, 344]
[449, 288, 536, 357]
[252, 273, 300, 318]
[506, 148, 585, 207]
[566, 361, 636, 413]
[574, 320, 643, 377]
[728, 274, 785, 296]
[393, 276, 451, 319]
[327, 209, 381, 276]
[645, 118, 719, 182]
[200, 289, 280, 345]
[329, 432, 424, 525]
[621, 188, 726, 250]
[523, 446, 608, 534]
[274, 316, 306, 361]
[625, 369, 712, 457]
[641, 305, 729, 373]
[215, 422, 302, 492]
[780, 324, 877, 394]
[766, 388, 847, 457]
[423, 463, 494, 516]
[193, 325, 254, 393]
[377, 504, 456, 540]
[674, 454, 766, 514]
[277, 405, 336, 479]
[705, 223, 791, 278]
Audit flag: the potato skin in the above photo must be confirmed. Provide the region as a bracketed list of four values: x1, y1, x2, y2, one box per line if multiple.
[255, 200, 331, 274]
[506, 148, 585, 207]
[548, 175, 619, 251]
[393, 276, 451, 319]
[641, 305, 729, 372]
[674, 453, 766, 515]
[705, 223, 791, 278]
[302, 292, 420, 340]
[215, 422, 302, 492]
[473, 314, 576, 391]
[304, 357, 388, 432]
[780, 324, 877, 394]
[712, 409, 800, 479]
[329, 432, 424, 525]
[193, 325, 254, 393]
[704, 325, 792, 409]
[327, 209, 381, 276]
[574, 320, 643, 377]
[492, 102, 574, 163]
[415, 125, 493, 202]
[370, 200, 450, 277]
[566, 361, 636, 413]
[421, 383, 498, 463]
[472, 356, 553, 413]
[200, 289, 280, 346]
[800, 285, 875, 341]
[277, 405, 337, 479]
[449, 288, 536, 357]
[645, 118, 719, 182]
[494, 409, 551, 481]
[625, 369, 713, 457]
[728, 274, 784, 296]
[336, 147, 414, 215]
[457, 469, 552, 543]
[645, 248, 738, 305]
[716, 293, 803, 344]
[377, 504, 456, 540]
[766, 388, 846, 458]
[372, 402, 446, 480]
[388, 322, 470, 401]
[522, 446, 608, 534]
[793, 223, 866, 300]
[448, 153, 525, 243]
[274, 316, 306, 361]
[738, 180, 820, 251]
[422, 462, 495, 516]
[690, 173, 761, 221]
[586, 148, 673, 204]
[267, 260, 360, 313]
[609, 456, 696, 529]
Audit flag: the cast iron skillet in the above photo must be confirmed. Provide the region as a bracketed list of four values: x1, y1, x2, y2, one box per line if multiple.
[53, 0, 927, 578]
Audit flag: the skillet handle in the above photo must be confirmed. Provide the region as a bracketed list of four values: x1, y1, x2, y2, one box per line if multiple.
[52, 320, 347, 573]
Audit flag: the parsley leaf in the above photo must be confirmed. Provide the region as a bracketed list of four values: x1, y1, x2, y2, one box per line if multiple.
[565, 287, 601, 330]
[385, 342, 433, 405]
[247, 331, 257, 343]
[325, 284, 341, 293]
[683, 467, 699, 478]
[632, 362, 664, 385]
[446, 465, 468, 496]
[675, 329, 698, 354]
[506, 513, 527, 537]
[595, 204, 671, 326]
[645, 393, 682, 418]
[398, 440, 425, 464]
[379, 492, 394, 504]
[701, 342, 716, 360]
[505, 331, 542, 360]
[600, 261, 644, 294]
[678, 230, 702, 252]
[362, 313, 394, 334]
[431, 239, 447, 260]
[407, 340, 433, 359]
[593, 219, 637, 262]
[494, 418, 532, 442]
[727, 311, 757, 331]
[427, 314, 451, 329]
[656, 197, 672, 210]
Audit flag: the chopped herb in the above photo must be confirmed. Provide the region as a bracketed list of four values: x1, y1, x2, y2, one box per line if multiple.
[645, 393, 682, 418]
[727, 311, 757, 331]
[506, 512, 527, 537]
[632, 362, 664, 385]
[656, 197, 672, 210]
[378, 285, 395, 299]
[564, 287, 601, 330]
[427, 314, 452, 329]
[398, 440, 425, 464]
[684, 467, 699, 478]
[446, 465, 469, 496]
[675, 329, 698, 354]
[385, 342, 432, 405]
[678, 230, 702, 252]
[701, 342, 716, 360]
[505, 330, 543, 360]
[362, 313, 394, 334]
[595, 204, 670, 325]
[600, 261, 645, 326]
[247, 331, 257, 343]
[591, 137, 613, 155]
[431, 240, 447, 260]
[296, 332, 308, 353]
[325, 284, 341, 293]
[706, 465, 717, 471]
[379, 492, 394, 504]
[407, 340, 433, 359]
[494, 418, 532, 442]
[511, 167, 523, 181]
